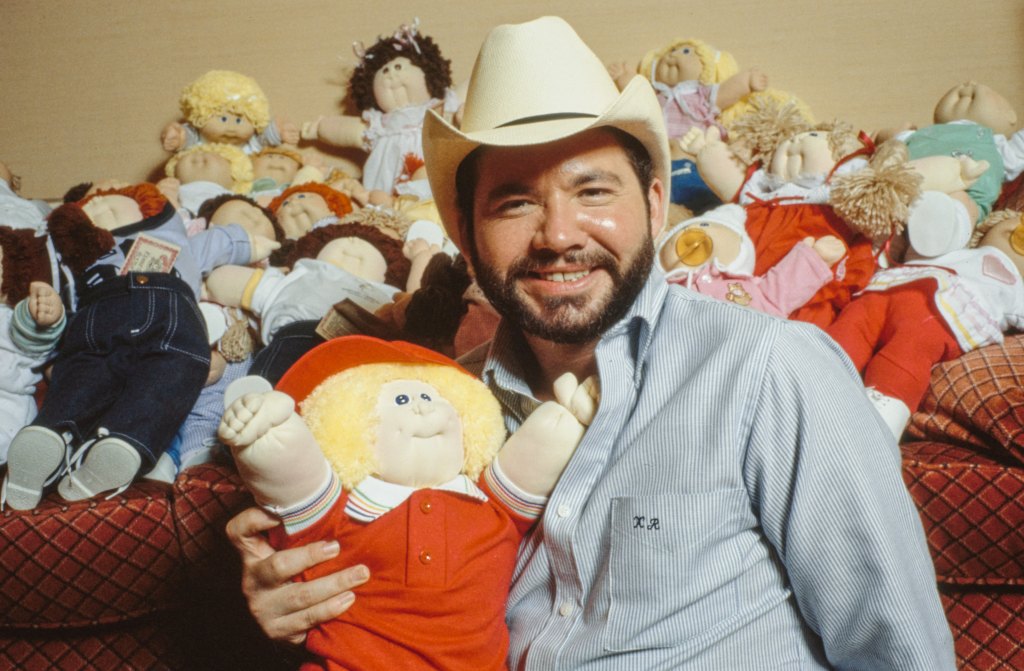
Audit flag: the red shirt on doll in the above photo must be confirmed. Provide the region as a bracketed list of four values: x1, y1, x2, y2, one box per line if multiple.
[269, 471, 534, 671]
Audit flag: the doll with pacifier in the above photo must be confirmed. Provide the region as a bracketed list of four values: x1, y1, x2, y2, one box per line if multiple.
[657, 203, 845, 318]
[219, 335, 596, 670]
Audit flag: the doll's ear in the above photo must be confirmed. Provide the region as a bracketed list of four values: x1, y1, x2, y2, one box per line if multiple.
[47, 203, 115, 274]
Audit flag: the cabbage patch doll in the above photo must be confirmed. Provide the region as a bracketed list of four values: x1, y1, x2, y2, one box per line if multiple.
[657, 203, 844, 318]
[300, 19, 459, 200]
[161, 69, 299, 155]
[3, 182, 279, 510]
[219, 335, 597, 671]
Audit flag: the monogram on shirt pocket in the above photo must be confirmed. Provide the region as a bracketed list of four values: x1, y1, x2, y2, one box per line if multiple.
[604, 490, 748, 652]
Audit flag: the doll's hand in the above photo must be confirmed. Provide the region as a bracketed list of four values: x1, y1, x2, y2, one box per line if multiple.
[220, 390, 296, 449]
[499, 400, 587, 496]
[805, 235, 846, 266]
[300, 117, 323, 142]
[276, 116, 300, 146]
[680, 125, 724, 156]
[403, 238, 441, 262]
[161, 122, 187, 152]
[552, 372, 600, 426]
[27, 282, 64, 328]
[155, 177, 181, 210]
[248, 233, 282, 263]
[747, 67, 768, 93]
[606, 61, 634, 91]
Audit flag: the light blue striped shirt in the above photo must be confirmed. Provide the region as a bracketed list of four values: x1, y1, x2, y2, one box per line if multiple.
[471, 271, 955, 670]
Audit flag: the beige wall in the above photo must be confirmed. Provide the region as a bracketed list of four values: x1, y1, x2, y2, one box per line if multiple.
[2, 0, 1022, 200]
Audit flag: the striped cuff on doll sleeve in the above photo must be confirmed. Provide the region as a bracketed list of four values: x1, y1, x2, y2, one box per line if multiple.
[483, 458, 548, 521]
[268, 464, 343, 535]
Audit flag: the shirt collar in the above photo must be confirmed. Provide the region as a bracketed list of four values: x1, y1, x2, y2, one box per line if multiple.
[344, 474, 487, 522]
[481, 268, 667, 415]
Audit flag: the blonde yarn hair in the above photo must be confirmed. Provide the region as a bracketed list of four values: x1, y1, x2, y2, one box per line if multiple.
[300, 362, 507, 490]
[165, 143, 254, 194]
[179, 70, 271, 132]
[638, 38, 737, 86]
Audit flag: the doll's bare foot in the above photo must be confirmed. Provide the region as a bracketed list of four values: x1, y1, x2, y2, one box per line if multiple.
[905, 191, 973, 259]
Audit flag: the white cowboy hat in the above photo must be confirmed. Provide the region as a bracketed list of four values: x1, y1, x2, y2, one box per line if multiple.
[423, 16, 670, 249]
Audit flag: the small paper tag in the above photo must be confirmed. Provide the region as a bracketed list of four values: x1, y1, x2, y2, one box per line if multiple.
[315, 305, 358, 340]
[120, 234, 181, 275]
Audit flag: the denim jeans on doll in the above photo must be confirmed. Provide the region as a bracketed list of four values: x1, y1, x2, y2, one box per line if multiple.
[249, 319, 325, 386]
[33, 273, 210, 467]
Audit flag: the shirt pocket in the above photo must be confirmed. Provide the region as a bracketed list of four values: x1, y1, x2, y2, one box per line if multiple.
[604, 489, 749, 652]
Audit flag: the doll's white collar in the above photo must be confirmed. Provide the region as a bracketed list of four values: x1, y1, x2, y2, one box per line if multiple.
[344, 474, 487, 522]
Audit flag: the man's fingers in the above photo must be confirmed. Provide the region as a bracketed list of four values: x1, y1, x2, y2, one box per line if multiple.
[226, 507, 282, 562]
[251, 563, 370, 643]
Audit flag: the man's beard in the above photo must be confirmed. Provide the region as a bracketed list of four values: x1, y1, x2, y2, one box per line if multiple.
[472, 236, 654, 345]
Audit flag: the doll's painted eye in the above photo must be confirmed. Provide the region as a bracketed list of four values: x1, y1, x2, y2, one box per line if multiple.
[395, 394, 410, 405]
[394, 62, 403, 71]
[220, 115, 229, 122]
[235, 117, 242, 124]
[420, 393, 431, 402]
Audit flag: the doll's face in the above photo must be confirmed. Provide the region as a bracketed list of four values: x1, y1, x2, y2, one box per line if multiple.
[82, 194, 143, 231]
[209, 199, 276, 241]
[934, 81, 1019, 137]
[199, 111, 256, 145]
[979, 214, 1024, 275]
[660, 221, 741, 271]
[372, 379, 464, 487]
[316, 236, 387, 283]
[276, 191, 333, 239]
[372, 57, 432, 113]
[769, 130, 836, 181]
[655, 45, 704, 86]
[253, 152, 301, 185]
[173, 151, 234, 188]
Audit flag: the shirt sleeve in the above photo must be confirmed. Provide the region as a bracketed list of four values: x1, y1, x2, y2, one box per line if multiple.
[188, 222, 253, 273]
[9, 297, 65, 357]
[742, 322, 956, 670]
[995, 129, 1024, 181]
[756, 242, 834, 317]
[480, 459, 547, 537]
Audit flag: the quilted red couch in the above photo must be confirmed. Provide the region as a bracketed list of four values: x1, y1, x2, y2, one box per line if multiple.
[1, 336, 1023, 670]
[0, 463, 289, 670]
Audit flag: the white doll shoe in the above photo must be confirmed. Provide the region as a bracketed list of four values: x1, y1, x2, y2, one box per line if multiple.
[905, 191, 973, 259]
[57, 435, 142, 502]
[2, 426, 67, 510]
[866, 388, 912, 441]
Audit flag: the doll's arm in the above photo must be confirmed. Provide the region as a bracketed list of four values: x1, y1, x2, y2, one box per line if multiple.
[161, 121, 188, 152]
[403, 239, 443, 292]
[219, 389, 331, 509]
[205, 265, 263, 309]
[301, 115, 368, 149]
[496, 373, 598, 497]
[606, 61, 636, 92]
[909, 154, 989, 193]
[26, 281, 64, 329]
[806, 235, 846, 266]
[248, 231, 282, 263]
[716, 68, 768, 110]
[274, 116, 301, 146]
[685, 126, 747, 201]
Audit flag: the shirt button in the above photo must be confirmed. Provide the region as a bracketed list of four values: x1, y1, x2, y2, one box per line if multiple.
[419, 500, 432, 514]
[137, 274, 149, 284]
[418, 550, 432, 565]
[558, 602, 574, 617]
[556, 504, 572, 518]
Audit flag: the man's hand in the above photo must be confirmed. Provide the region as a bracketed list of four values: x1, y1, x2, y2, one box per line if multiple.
[225, 507, 370, 645]
[27, 281, 64, 328]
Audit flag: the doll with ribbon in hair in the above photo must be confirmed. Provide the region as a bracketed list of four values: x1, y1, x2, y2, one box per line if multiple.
[161, 70, 299, 155]
[218, 335, 597, 670]
[301, 19, 460, 203]
[2, 182, 280, 510]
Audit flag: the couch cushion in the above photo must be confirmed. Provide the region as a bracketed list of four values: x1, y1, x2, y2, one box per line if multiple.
[902, 441, 1024, 585]
[907, 334, 1024, 465]
[0, 480, 182, 628]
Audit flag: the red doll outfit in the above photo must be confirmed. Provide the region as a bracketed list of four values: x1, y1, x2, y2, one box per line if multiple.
[735, 161, 878, 329]
[269, 466, 536, 671]
[826, 246, 1024, 411]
